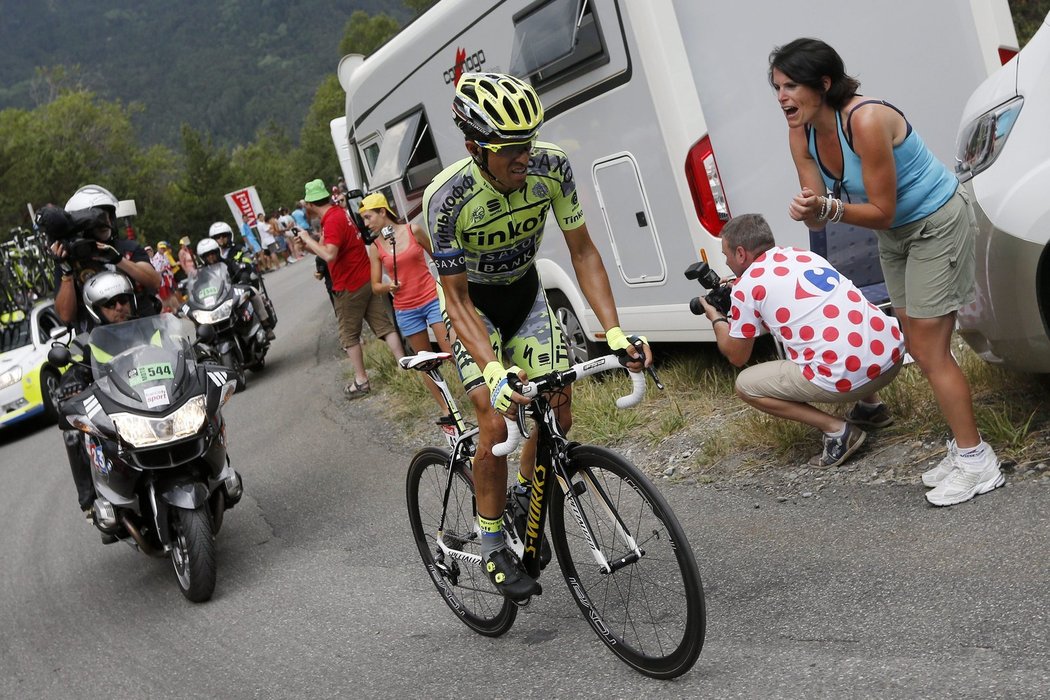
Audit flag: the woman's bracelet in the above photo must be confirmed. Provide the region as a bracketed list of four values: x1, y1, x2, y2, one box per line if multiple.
[830, 197, 846, 223]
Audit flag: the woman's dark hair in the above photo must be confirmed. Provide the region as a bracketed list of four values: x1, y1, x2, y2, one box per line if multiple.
[769, 38, 860, 110]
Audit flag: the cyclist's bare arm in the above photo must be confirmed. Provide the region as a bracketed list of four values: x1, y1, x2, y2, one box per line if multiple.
[564, 223, 652, 368]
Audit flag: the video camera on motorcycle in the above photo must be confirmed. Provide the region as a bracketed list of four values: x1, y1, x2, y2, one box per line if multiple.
[684, 261, 733, 316]
[35, 204, 114, 262]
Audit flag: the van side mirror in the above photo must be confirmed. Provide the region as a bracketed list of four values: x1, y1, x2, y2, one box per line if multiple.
[48, 345, 72, 368]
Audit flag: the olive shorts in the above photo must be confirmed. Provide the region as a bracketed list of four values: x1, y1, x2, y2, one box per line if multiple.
[736, 359, 902, 404]
[875, 188, 976, 319]
[333, 282, 396, 348]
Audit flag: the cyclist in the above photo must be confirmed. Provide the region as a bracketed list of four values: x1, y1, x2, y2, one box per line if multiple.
[422, 72, 651, 601]
[204, 222, 275, 339]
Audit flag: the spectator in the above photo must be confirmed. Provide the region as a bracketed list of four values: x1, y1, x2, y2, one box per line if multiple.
[256, 212, 279, 272]
[292, 200, 311, 232]
[698, 214, 904, 468]
[360, 192, 454, 411]
[178, 236, 197, 280]
[297, 179, 404, 398]
[769, 38, 1005, 505]
[148, 244, 179, 313]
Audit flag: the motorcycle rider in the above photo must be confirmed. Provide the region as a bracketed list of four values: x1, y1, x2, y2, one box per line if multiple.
[50, 184, 161, 331]
[204, 223, 275, 339]
[55, 272, 139, 523]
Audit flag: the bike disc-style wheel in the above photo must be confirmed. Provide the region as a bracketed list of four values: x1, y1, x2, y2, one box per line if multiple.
[548, 445, 705, 679]
[405, 447, 516, 636]
[170, 505, 217, 603]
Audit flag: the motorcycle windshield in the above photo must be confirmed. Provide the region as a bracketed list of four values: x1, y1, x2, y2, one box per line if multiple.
[189, 264, 233, 310]
[88, 315, 197, 411]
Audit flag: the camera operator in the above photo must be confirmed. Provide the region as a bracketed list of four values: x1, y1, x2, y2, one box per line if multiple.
[697, 214, 904, 468]
[47, 184, 160, 332]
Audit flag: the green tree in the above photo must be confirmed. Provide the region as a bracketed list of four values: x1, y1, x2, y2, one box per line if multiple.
[232, 121, 300, 210]
[339, 10, 401, 56]
[1010, 0, 1050, 46]
[170, 124, 237, 239]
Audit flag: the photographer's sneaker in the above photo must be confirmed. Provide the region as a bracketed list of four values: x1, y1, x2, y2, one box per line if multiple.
[926, 446, 1004, 507]
[808, 424, 866, 468]
[845, 402, 894, 429]
[921, 440, 959, 488]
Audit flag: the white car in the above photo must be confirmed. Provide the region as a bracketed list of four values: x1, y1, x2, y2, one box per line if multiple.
[955, 12, 1050, 372]
[0, 301, 72, 429]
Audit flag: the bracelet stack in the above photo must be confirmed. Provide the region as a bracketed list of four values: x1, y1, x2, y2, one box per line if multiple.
[816, 196, 845, 224]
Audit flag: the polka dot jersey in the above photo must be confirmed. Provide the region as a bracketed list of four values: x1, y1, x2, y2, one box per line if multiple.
[728, 246, 904, 393]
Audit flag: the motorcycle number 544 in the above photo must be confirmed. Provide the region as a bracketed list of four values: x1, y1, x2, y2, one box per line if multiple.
[128, 363, 175, 386]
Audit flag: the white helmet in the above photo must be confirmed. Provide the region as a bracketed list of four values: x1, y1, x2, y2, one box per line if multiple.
[82, 271, 135, 325]
[208, 221, 234, 239]
[196, 238, 221, 259]
[65, 184, 119, 214]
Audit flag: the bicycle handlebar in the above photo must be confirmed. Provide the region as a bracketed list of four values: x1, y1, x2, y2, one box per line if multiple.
[491, 354, 652, 457]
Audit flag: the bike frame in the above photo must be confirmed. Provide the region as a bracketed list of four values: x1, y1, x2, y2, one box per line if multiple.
[413, 354, 646, 585]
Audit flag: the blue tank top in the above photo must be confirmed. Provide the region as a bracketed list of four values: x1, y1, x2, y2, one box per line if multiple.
[807, 100, 958, 228]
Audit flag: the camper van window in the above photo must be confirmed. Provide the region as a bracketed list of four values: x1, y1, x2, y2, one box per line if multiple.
[510, 0, 605, 88]
[362, 141, 381, 174]
[369, 112, 423, 190]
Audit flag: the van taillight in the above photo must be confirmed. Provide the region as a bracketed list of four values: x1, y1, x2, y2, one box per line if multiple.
[685, 136, 730, 235]
[998, 46, 1018, 64]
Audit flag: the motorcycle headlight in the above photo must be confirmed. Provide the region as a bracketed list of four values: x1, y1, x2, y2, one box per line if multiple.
[0, 367, 23, 390]
[191, 299, 234, 324]
[111, 396, 207, 447]
[956, 96, 1023, 182]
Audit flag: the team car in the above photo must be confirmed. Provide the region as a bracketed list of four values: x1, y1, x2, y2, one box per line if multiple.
[0, 301, 72, 428]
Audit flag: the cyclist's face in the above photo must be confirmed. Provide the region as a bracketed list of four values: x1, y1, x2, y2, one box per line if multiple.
[472, 139, 533, 192]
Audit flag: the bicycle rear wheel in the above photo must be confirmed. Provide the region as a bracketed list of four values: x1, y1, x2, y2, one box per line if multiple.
[405, 447, 516, 636]
[548, 445, 705, 679]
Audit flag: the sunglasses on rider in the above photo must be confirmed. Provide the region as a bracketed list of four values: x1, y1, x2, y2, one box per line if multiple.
[474, 137, 535, 157]
[102, 294, 133, 309]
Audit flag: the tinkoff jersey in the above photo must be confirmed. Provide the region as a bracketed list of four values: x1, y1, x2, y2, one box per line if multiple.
[423, 142, 584, 286]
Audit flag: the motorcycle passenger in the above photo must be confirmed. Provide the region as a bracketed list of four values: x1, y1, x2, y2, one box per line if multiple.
[50, 184, 161, 332]
[55, 272, 139, 521]
[204, 223, 275, 339]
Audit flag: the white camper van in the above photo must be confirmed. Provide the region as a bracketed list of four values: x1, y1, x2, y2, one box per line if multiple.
[335, 0, 1016, 360]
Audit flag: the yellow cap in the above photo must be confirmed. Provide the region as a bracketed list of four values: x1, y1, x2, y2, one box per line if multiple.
[359, 192, 396, 216]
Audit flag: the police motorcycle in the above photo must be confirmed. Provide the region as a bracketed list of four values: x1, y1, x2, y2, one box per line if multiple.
[48, 314, 243, 602]
[181, 239, 272, 392]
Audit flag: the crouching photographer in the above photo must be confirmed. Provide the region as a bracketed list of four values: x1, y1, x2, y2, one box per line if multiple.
[694, 213, 904, 468]
[39, 184, 160, 331]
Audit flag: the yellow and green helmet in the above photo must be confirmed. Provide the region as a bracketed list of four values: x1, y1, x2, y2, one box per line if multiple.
[452, 72, 543, 141]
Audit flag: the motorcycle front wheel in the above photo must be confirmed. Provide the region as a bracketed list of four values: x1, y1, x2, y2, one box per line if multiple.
[170, 505, 217, 603]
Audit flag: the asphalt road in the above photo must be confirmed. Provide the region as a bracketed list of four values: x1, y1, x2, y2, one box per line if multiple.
[1, 261, 1047, 699]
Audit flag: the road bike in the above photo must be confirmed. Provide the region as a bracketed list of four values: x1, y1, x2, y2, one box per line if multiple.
[401, 350, 705, 679]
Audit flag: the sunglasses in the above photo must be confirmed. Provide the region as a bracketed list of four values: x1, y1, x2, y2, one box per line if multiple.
[102, 294, 133, 309]
[475, 138, 535, 157]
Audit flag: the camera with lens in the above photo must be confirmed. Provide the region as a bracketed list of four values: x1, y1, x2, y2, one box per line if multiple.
[35, 204, 113, 262]
[684, 261, 733, 316]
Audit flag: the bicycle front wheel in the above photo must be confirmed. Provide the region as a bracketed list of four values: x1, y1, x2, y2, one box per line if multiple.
[548, 445, 705, 679]
[405, 447, 517, 636]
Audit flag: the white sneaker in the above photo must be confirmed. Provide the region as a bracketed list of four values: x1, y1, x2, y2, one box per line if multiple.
[925, 447, 1004, 506]
[921, 440, 958, 488]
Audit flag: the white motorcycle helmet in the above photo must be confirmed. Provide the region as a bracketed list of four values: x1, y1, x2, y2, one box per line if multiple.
[65, 184, 119, 214]
[208, 222, 234, 240]
[196, 237, 221, 262]
[83, 271, 136, 325]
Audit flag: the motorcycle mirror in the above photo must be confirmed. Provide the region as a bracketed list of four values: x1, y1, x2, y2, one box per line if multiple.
[196, 324, 217, 343]
[47, 345, 72, 368]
